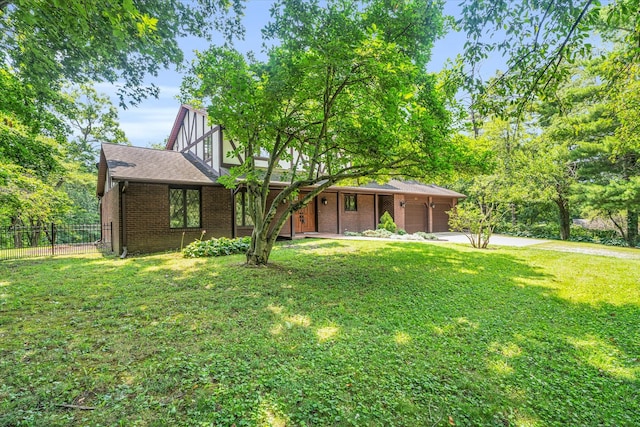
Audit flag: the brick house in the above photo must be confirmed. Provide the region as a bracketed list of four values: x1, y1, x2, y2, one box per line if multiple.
[97, 105, 465, 255]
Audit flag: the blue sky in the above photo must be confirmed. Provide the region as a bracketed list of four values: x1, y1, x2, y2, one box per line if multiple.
[110, 0, 471, 147]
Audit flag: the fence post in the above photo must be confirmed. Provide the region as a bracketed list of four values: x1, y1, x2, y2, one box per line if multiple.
[51, 222, 56, 255]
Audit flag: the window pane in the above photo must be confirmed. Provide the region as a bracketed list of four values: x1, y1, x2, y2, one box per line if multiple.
[204, 134, 212, 160]
[235, 192, 254, 227]
[169, 189, 185, 228]
[186, 189, 201, 228]
[235, 194, 244, 226]
[345, 194, 357, 211]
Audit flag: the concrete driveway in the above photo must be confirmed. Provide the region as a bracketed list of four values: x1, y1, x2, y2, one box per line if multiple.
[433, 232, 547, 247]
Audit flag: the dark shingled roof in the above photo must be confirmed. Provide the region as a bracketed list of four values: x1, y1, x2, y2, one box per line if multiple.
[356, 180, 466, 197]
[97, 145, 464, 199]
[97, 144, 219, 196]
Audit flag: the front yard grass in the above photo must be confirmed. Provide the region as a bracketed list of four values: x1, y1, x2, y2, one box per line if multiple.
[0, 240, 638, 426]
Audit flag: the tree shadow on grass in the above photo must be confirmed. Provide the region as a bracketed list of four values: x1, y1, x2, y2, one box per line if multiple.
[258, 240, 639, 425]
[0, 241, 638, 426]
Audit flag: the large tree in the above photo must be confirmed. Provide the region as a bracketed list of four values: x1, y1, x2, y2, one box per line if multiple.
[0, 0, 243, 108]
[183, 0, 466, 265]
[571, 59, 640, 247]
[60, 85, 130, 171]
[457, 0, 639, 111]
[0, 113, 69, 230]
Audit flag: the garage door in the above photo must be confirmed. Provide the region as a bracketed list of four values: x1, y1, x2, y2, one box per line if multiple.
[405, 203, 427, 233]
[432, 203, 450, 232]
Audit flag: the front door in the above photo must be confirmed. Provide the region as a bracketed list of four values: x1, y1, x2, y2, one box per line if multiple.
[295, 195, 316, 233]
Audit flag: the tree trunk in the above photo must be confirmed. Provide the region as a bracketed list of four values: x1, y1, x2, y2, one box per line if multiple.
[30, 219, 42, 247]
[627, 209, 638, 247]
[246, 226, 276, 266]
[554, 197, 571, 240]
[11, 217, 23, 248]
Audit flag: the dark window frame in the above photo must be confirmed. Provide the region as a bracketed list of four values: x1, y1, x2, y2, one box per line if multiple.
[169, 186, 202, 229]
[344, 194, 357, 212]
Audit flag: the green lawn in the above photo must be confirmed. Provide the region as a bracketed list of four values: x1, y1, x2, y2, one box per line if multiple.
[1, 240, 638, 426]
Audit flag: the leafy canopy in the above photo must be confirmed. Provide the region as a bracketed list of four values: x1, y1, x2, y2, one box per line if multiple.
[184, 0, 455, 187]
[183, 0, 466, 264]
[0, 0, 244, 107]
[454, 0, 639, 115]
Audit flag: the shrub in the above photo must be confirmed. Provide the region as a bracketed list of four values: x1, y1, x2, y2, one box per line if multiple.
[414, 231, 438, 240]
[498, 222, 628, 246]
[343, 231, 362, 236]
[183, 236, 251, 258]
[362, 229, 394, 238]
[377, 211, 397, 233]
[448, 203, 502, 248]
[397, 228, 407, 235]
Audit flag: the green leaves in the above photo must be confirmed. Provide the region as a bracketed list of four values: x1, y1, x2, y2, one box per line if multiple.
[181, 0, 461, 264]
[0, 0, 244, 108]
[183, 236, 251, 257]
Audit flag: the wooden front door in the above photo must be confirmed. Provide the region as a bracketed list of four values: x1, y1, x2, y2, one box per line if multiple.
[295, 195, 316, 233]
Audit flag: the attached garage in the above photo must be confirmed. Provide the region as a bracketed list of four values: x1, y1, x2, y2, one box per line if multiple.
[431, 202, 451, 232]
[405, 203, 427, 233]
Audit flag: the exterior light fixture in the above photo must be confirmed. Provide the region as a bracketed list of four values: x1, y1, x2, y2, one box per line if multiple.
[321, 197, 328, 205]
[429, 202, 436, 208]
[399, 201, 406, 207]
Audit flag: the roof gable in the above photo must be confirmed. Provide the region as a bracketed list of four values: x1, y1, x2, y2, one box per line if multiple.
[165, 104, 209, 151]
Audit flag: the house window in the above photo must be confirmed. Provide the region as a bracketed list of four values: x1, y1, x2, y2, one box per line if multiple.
[255, 147, 270, 160]
[169, 187, 201, 228]
[203, 134, 212, 160]
[235, 190, 254, 227]
[344, 194, 357, 211]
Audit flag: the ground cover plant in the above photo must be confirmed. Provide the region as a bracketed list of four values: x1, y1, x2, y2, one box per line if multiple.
[183, 236, 252, 258]
[0, 240, 638, 426]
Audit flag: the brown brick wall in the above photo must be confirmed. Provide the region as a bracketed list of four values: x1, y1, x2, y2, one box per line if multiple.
[123, 183, 232, 254]
[317, 192, 338, 233]
[341, 193, 375, 233]
[202, 186, 234, 238]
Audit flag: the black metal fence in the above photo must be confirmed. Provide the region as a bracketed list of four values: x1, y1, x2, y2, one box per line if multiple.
[0, 223, 113, 261]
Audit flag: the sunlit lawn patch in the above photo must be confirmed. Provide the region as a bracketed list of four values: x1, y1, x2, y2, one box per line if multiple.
[0, 240, 638, 426]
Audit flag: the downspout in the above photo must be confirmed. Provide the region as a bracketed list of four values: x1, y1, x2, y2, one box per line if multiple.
[120, 180, 128, 258]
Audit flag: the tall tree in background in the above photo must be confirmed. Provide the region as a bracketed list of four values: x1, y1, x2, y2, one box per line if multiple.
[57, 85, 131, 224]
[61, 85, 130, 171]
[0, 114, 70, 230]
[572, 59, 640, 247]
[183, 0, 467, 265]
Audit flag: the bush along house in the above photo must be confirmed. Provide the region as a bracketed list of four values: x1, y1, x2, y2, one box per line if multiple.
[97, 105, 465, 255]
